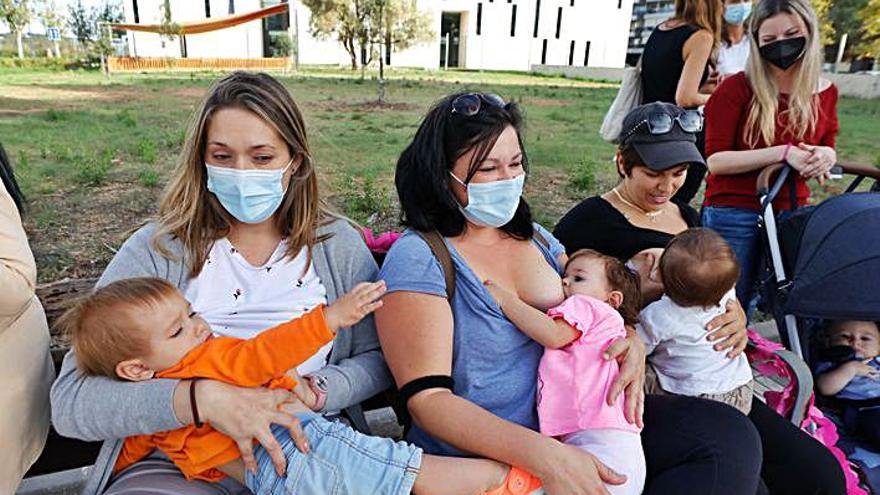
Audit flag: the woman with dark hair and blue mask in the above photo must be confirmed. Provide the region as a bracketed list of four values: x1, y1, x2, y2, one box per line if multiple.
[376, 94, 765, 495]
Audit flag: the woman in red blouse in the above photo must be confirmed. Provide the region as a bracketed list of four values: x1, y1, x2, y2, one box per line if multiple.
[702, 0, 838, 314]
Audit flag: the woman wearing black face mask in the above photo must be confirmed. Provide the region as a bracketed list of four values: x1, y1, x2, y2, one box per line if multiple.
[702, 0, 838, 316]
[702, 4, 845, 491]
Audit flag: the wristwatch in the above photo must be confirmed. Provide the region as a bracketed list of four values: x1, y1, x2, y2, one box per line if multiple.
[306, 374, 329, 411]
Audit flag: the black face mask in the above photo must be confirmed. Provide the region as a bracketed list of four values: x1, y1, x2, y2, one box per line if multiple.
[759, 36, 807, 70]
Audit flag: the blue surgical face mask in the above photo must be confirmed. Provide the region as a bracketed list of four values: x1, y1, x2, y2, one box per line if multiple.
[724, 2, 752, 25]
[206, 159, 292, 224]
[450, 173, 525, 228]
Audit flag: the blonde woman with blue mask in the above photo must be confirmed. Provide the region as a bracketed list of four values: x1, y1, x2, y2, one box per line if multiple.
[51, 72, 391, 495]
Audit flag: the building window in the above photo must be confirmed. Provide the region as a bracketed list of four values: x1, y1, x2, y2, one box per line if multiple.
[476, 3, 483, 35]
[584, 40, 591, 66]
[132, 0, 139, 23]
[228, 0, 235, 15]
[568, 39, 575, 65]
[533, 0, 540, 38]
[541, 38, 547, 64]
[555, 6, 562, 38]
[510, 5, 517, 36]
[204, 0, 211, 17]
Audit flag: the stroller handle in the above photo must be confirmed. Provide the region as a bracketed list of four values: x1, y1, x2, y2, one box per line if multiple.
[756, 161, 880, 199]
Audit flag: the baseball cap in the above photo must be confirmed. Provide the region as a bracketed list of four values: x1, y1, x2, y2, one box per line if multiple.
[618, 102, 706, 171]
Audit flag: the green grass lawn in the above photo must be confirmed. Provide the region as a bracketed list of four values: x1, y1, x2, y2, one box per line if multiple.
[1, 66, 879, 283]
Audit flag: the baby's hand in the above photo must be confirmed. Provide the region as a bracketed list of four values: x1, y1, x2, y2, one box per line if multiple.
[288, 369, 319, 410]
[849, 359, 880, 379]
[324, 281, 386, 331]
[483, 279, 514, 310]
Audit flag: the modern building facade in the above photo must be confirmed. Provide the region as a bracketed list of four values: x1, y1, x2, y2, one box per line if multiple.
[121, 0, 634, 70]
[626, 0, 673, 65]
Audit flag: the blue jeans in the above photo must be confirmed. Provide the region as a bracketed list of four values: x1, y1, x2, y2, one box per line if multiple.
[701, 206, 764, 316]
[246, 414, 422, 495]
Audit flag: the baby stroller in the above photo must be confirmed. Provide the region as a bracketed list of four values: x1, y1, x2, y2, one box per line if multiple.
[755, 161, 880, 492]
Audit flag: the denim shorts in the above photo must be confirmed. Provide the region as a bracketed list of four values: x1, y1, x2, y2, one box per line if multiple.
[246, 413, 422, 495]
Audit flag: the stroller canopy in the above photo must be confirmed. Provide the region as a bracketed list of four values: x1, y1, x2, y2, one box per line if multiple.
[785, 192, 880, 321]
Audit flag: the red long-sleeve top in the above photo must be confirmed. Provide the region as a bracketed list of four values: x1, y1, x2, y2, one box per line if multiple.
[113, 306, 334, 482]
[703, 72, 839, 211]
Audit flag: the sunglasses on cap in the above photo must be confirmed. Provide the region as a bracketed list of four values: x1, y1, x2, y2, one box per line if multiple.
[620, 110, 704, 142]
[451, 93, 507, 116]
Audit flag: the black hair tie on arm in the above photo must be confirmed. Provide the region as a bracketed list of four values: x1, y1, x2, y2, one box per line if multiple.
[399, 375, 455, 404]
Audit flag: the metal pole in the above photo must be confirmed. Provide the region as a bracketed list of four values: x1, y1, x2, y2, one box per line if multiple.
[835, 33, 848, 73]
[444, 32, 450, 70]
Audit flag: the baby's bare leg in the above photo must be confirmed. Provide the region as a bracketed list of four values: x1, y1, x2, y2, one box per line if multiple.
[217, 460, 247, 486]
[413, 455, 509, 495]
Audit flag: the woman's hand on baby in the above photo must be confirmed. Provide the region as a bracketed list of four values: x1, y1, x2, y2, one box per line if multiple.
[324, 281, 386, 331]
[197, 380, 310, 477]
[605, 332, 646, 428]
[539, 441, 626, 495]
[706, 299, 749, 358]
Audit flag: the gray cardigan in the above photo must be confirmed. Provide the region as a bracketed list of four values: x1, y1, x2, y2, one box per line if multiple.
[50, 218, 391, 494]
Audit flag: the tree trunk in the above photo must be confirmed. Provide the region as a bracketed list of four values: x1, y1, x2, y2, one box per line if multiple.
[16, 30, 24, 59]
[54, 40, 61, 58]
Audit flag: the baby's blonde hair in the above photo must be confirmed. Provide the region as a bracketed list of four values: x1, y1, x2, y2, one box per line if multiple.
[57, 277, 180, 378]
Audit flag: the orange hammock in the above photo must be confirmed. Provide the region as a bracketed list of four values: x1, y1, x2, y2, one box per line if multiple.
[110, 3, 288, 35]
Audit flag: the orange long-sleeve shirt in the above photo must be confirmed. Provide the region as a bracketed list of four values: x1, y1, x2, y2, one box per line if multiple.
[114, 306, 334, 482]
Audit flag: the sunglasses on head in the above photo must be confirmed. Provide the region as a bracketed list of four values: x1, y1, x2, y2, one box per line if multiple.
[620, 110, 704, 142]
[450, 93, 507, 116]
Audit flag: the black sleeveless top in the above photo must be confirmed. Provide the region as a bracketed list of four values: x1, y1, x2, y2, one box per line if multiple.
[552, 196, 700, 261]
[641, 24, 710, 106]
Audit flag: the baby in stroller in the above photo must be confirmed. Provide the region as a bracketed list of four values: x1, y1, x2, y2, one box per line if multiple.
[816, 320, 880, 448]
[638, 228, 755, 415]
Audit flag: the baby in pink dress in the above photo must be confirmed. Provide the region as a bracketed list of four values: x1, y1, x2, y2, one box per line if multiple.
[485, 249, 645, 495]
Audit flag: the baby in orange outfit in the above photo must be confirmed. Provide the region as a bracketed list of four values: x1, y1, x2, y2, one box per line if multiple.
[61, 276, 542, 495]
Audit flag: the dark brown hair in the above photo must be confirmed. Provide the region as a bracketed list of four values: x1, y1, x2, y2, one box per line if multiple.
[566, 249, 642, 326]
[615, 144, 645, 178]
[660, 228, 739, 307]
[57, 277, 180, 378]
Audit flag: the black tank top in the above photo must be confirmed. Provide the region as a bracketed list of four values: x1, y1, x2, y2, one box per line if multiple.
[641, 23, 709, 107]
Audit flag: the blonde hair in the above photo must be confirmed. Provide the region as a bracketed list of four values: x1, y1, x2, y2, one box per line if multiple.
[58, 277, 180, 378]
[743, 0, 823, 148]
[674, 0, 724, 47]
[154, 71, 332, 277]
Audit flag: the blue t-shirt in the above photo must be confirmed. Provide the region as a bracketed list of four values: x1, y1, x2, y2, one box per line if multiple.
[378, 224, 566, 456]
[815, 357, 880, 401]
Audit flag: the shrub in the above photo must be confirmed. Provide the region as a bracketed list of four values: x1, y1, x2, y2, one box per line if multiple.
[138, 167, 161, 188]
[339, 174, 391, 224]
[569, 159, 597, 193]
[75, 149, 113, 186]
[135, 139, 157, 164]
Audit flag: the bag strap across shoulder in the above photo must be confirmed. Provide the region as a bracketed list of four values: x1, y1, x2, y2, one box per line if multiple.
[415, 230, 456, 301]
[415, 228, 551, 302]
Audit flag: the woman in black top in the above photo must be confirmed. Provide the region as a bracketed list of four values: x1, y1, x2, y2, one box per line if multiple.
[640, 0, 722, 203]
[555, 102, 846, 495]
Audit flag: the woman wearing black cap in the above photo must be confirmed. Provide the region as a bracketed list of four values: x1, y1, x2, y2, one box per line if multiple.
[555, 102, 845, 494]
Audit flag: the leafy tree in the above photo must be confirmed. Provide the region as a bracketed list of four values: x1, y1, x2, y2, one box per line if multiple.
[860, 0, 880, 59]
[67, 0, 93, 49]
[814, 0, 835, 47]
[302, 0, 432, 72]
[0, 0, 32, 58]
[828, 0, 870, 58]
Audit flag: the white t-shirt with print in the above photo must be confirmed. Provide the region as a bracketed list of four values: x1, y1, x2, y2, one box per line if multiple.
[184, 237, 332, 375]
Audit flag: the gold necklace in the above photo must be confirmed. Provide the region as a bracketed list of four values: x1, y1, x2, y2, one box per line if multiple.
[612, 187, 665, 222]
